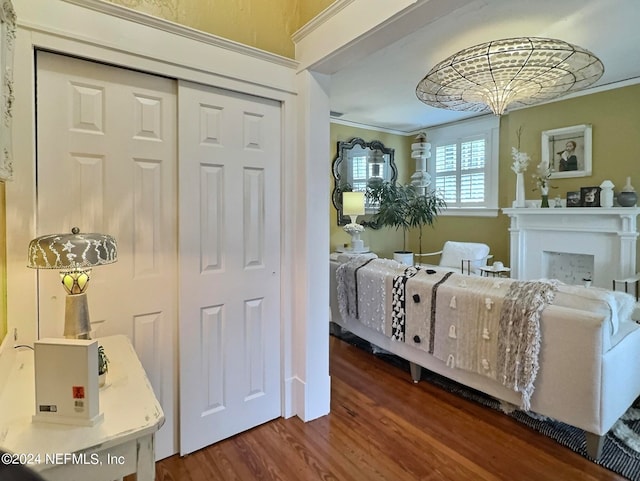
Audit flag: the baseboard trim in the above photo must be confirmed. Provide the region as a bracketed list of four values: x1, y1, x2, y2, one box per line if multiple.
[286, 374, 331, 422]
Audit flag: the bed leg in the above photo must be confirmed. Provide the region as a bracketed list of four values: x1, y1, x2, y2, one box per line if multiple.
[409, 362, 422, 383]
[585, 432, 605, 460]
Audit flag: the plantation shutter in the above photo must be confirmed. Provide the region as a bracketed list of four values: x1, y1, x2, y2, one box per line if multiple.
[349, 155, 368, 192]
[434, 137, 486, 206]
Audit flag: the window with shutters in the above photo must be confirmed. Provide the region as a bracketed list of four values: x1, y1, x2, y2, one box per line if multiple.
[349, 155, 368, 192]
[427, 116, 499, 216]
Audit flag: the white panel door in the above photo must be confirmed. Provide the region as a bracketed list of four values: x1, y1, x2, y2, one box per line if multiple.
[35, 51, 178, 459]
[178, 80, 281, 455]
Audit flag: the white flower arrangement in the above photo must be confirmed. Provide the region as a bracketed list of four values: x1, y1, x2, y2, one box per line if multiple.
[511, 125, 530, 174]
[511, 146, 530, 174]
[343, 222, 364, 235]
[533, 161, 553, 191]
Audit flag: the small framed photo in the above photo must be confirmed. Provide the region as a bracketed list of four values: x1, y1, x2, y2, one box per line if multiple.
[541, 124, 592, 179]
[566, 191, 581, 207]
[580, 186, 601, 207]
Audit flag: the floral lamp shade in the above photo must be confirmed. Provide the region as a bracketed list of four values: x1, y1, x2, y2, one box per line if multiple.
[342, 192, 368, 253]
[27, 227, 118, 339]
[342, 191, 366, 218]
[27, 228, 117, 270]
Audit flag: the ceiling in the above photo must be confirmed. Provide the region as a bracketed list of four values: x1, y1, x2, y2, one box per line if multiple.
[326, 0, 640, 133]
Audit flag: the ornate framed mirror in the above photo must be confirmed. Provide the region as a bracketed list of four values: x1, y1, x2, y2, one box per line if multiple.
[331, 137, 397, 226]
[0, 0, 15, 181]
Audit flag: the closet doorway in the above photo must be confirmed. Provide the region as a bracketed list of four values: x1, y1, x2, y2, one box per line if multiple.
[35, 51, 282, 458]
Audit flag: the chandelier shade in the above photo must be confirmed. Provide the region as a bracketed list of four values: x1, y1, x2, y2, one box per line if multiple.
[416, 37, 604, 116]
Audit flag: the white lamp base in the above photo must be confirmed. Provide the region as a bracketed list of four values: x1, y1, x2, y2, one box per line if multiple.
[64, 293, 91, 339]
[348, 231, 369, 253]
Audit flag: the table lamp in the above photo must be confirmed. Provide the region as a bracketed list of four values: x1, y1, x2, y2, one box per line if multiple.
[27, 227, 118, 339]
[342, 191, 367, 253]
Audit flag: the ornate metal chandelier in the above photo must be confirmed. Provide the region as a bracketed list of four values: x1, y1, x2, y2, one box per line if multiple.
[416, 37, 604, 116]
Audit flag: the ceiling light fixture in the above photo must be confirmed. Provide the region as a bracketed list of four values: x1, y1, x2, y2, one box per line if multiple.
[416, 37, 604, 116]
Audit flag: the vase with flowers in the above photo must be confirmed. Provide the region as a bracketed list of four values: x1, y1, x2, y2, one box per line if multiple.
[511, 127, 530, 208]
[533, 161, 555, 207]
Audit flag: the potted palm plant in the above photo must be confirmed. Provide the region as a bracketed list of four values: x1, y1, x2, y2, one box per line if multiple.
[369, 181, 445, 264]
[406, 187, 446, 258]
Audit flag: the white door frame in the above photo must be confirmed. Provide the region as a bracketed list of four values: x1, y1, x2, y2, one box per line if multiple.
[5, 0, 331, 453]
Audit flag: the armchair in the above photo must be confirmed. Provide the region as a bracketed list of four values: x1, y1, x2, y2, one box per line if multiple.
[415, 240, 492, 275]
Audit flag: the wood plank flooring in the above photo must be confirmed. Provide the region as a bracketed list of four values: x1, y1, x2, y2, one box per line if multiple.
[153, 334, 626, 481]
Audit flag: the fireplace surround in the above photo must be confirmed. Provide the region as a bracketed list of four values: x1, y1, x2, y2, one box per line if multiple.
[503, 207, 640, 289]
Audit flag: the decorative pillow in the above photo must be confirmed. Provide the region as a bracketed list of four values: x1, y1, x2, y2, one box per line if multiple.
[439, 241, 490, 274]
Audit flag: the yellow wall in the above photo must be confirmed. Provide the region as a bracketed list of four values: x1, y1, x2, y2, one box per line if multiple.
[330, 84, 640, 270]
[298, 1, 334, 26]
[500, 83, 640, 203]
[107, 0, 334, 58]
[494, 83, 640, 268]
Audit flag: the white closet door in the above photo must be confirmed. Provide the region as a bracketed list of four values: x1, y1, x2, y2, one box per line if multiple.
[35, 51, 178, 459]
[178, 80, 281, 455]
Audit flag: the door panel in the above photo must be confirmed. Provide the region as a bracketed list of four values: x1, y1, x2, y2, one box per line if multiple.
[36, 53, 282, 459]
[178, 81, 281, 455]
[35, 51, 178, 459]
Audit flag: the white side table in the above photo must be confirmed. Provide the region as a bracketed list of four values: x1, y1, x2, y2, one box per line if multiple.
[0, 335, 164, 481]
[613, 275, 640, 301]
[330, 251, 377, 261]
[479, 266, 511, 278]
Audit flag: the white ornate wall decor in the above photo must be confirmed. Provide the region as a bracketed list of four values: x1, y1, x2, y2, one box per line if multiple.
[0, 0, 15, 181]
[503, 208, 640, 288]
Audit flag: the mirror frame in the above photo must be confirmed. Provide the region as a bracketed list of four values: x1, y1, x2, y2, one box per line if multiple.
[331, 137, 397, 226]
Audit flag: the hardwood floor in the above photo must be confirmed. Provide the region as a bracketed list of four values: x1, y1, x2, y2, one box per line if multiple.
[154, 334, 626, 481]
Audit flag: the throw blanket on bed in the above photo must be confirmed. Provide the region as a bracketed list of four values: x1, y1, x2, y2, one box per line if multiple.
[404, 272, 557, 410]
[335, 256, 375, 320]
[390, 265, 425, 341]
[497, 280, 558, 410]
[336, 257, 404, 333]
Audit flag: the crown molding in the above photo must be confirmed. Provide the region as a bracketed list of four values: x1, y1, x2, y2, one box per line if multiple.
[330, 117, 409, 136]
[292, 0, 356, 43]
[60, 0, 298, 69]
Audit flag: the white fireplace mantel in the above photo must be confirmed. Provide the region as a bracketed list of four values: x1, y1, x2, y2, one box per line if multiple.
[503, 207, 640, 288]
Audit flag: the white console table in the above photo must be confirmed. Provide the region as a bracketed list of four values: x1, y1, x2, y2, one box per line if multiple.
[0, 335, 164, 481]
[503, 207, 640, 288]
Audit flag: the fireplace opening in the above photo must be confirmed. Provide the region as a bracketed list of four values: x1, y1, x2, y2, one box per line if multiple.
[543, 251, 595, 285]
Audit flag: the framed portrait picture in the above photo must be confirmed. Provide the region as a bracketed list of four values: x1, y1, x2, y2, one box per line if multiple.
[580, 186, 601, 207]
[541, 124, 592, 179]
[566, 191, 581, 207]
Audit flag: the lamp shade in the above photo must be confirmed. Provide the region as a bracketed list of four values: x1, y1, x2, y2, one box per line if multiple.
[416, 37, 604, 116]
[343, 191, 366, 216]
[28, 228, 118, 270]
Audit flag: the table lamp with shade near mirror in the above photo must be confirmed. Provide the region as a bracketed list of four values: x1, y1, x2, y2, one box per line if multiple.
[342, 191, 368, 253]
[27, 227, 118, 339]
